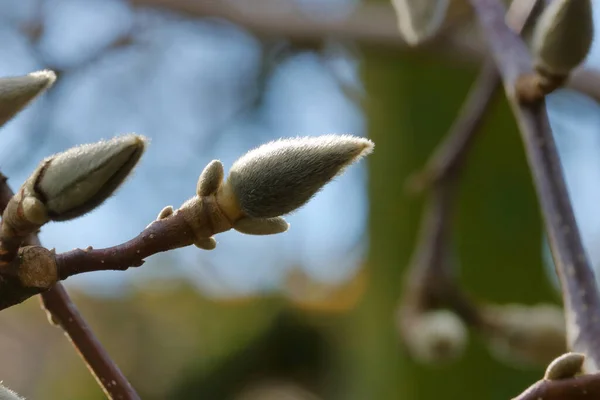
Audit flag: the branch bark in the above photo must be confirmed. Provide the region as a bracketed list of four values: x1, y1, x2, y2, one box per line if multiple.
[513, 373, 600, 400]
[468, 0, 600, 375]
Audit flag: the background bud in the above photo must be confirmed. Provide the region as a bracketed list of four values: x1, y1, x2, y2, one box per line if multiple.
[224, 135, 374, 219]
[197, 160, 224, 196]
[0, 383, 24, 400]
[532, 0, 593, 77]
[484, 303, 567, 366]
[0, 70, 56, 128]
[233, 216, 290, 235]
[404, 310, 468, 365]
[27, 134, 146, 221]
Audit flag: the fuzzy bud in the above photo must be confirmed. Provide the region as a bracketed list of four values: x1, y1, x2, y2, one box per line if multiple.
[0, 383, 24, 400]
[484, 303, 567, 367]
[223, 135, 373, 219]
[233, 216, 290, 235]
[532, 0, 593, 78]
[544, 352, 585, 380]
[197, 160, 224, 196]
[404, 310, 468, 364]
[0, 70, 56, 128]
[391, 0, 450, 46]
[25, 134, 146, 221]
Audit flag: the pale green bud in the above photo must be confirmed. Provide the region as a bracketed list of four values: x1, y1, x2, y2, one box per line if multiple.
[233, 216, 290, 235]
[156, 205, 174, 220]
[26, 134, 146, 221]
[532, 0, 593, 78]
[391, 0, 450, 46]
[405, 310, 467, 364]
[224, 135, 374, 219]
[0, 70, 56, 128]
[196, 160, 224, 196]
[0, 383, 24, 400]
[195, 236, 217, 250]
[544, 352, 585, 380]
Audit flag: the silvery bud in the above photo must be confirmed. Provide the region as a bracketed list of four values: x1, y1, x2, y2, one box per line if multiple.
[0, 70, 56, 128]
[223, 135, 374, 219]
[532, 0, 593, 78]
[0, 383, 24, 400]
[391, 0, 450, 46]
[24, 134, 146, 221]
[544, 352, 585, 380]
[485, 303, 567, 366]
[404, 309, 468, 364]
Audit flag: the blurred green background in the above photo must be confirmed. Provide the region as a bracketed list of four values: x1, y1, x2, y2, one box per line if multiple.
[0, 0, 581, 399]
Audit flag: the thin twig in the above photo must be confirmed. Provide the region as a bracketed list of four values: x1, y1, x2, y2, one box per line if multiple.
[55, 212, 196, 279]
[0, 173, 140, 400]
[128, 0, 482, 59]
[405, 58, 501, 194]
[468, 0, 600, 372]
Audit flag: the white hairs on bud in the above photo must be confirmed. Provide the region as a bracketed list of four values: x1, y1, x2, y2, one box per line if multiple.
[0, 69, 56, 128]
[197, 160, 224, 196]
[234, 216, 290, 235]
[485, 303, 567, 366]
[226, 134, 374, 218]
[0, 383, 24, 400]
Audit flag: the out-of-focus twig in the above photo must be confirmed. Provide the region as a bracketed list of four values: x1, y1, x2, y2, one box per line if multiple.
[469, 0, 600, 375]
[405, 58, 501, 194]
[397, 0, 570, 367]
[400, 58, 501, 326]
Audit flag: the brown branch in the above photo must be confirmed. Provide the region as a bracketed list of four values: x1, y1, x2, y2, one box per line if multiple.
[0, 174, 140, 400]
[55, 212, 196, 279]
[468, 0, 600, 375]
[513, 373, 600, 400]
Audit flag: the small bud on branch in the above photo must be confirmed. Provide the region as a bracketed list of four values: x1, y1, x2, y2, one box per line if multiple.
[0, 134, 146, 267]
[544, 352, 585, 380]
[0, 70, 56, 128]
[30, 133, 147, 221]
[0, 383, 24, 400]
